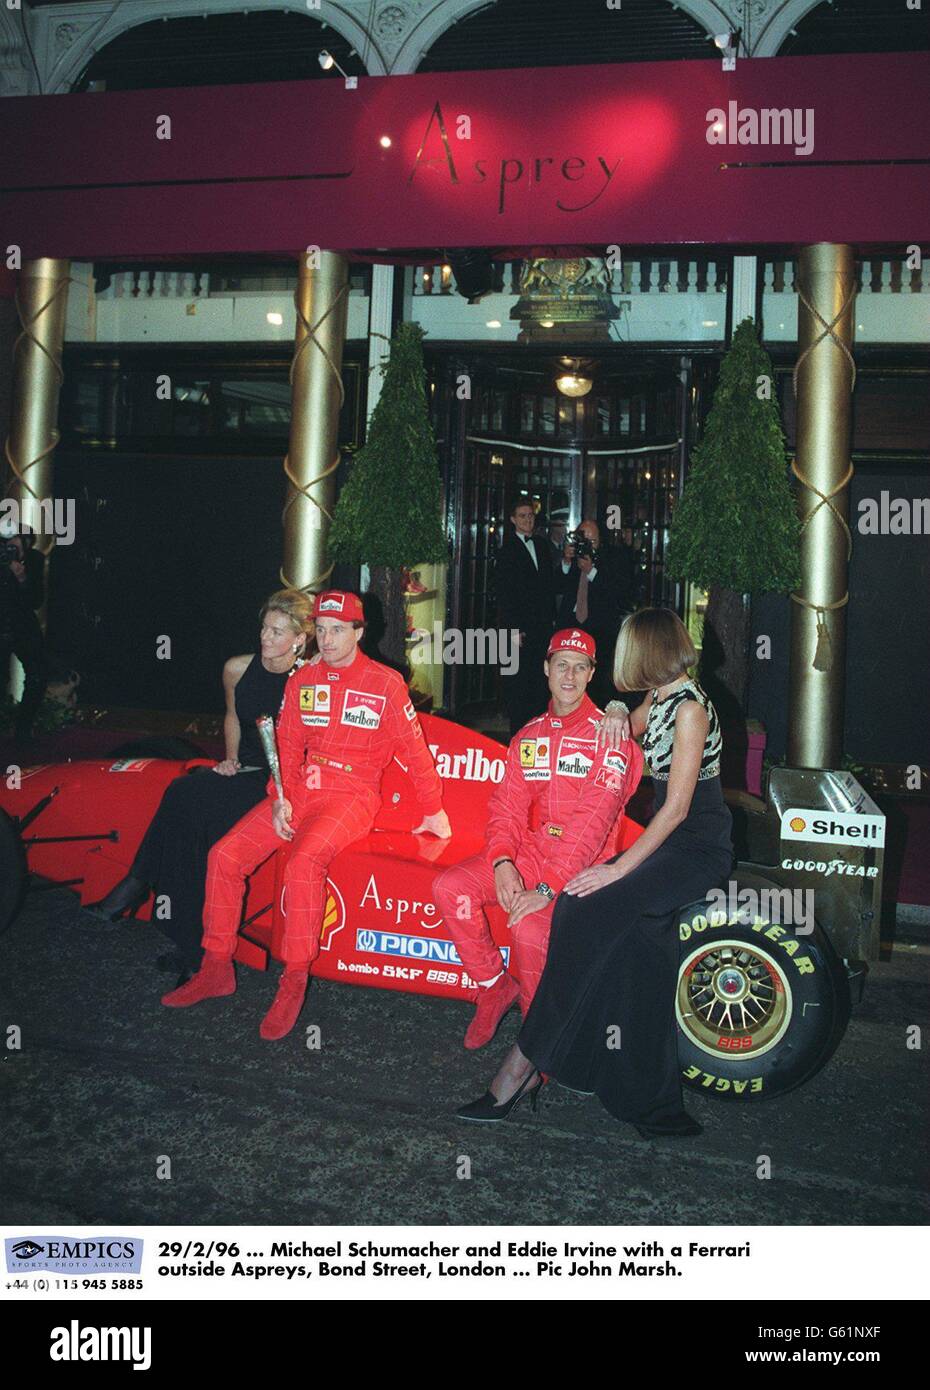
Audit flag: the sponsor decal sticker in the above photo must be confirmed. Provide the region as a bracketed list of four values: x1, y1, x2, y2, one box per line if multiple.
[780, 807, 885, 848]
[556, 736, 595, 778]
[355, 927, 510, 967]
[299, 685, 332, 725]
[279, 877, 345, 950]
[428, 744, 506, 782]
[519, 737, 550, 768]
[107, 759, 153, 773]
[341, 690, 386, 730]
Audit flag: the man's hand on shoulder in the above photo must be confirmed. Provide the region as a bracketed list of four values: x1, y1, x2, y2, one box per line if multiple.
[413, 809, 452, 839]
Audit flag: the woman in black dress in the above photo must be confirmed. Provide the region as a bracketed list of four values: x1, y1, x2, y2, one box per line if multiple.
[456, 607, 733, 1137]
[84, 590, 313, 985]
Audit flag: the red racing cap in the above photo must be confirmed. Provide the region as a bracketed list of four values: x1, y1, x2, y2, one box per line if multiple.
[547, 627, 596, 662]
[313, 590, 365, 622]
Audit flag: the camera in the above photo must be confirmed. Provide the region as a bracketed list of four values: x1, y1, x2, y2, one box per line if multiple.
[569, 528, 598, 564]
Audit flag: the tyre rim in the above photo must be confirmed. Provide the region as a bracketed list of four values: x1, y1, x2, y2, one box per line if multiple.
[677, 939, 793, 1060]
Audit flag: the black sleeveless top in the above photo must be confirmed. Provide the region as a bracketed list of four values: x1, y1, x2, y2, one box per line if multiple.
[234, 655, 293, 769]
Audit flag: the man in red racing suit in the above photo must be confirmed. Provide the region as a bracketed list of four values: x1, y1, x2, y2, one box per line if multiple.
[433, 628, 643, 1048]
[163, 590, 450, 1038]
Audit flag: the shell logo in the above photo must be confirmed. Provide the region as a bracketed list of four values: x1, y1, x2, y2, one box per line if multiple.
[279, 877, 346, 950]
[320, 880, 346, 949]
[789, 816, 807, 833]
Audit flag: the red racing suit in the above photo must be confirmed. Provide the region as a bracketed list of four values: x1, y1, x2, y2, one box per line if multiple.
[433, 693, 643, 1012]
[202, 648, 443, 966]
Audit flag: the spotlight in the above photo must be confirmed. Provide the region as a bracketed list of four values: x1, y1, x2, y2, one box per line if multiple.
[318, 49, 357, 88]
[379, 135, 392, 148]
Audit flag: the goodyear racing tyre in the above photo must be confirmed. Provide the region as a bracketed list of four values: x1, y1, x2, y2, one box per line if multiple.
[676, 871, 851, 1101]
[0, 807, 26, 935]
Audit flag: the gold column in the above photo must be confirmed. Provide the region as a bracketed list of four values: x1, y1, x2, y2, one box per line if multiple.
[787, 243, 857, 769]
[281, 252, 349, 593]
[3, 258, 71, 626]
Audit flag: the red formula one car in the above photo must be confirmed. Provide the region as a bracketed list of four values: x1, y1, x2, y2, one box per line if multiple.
[1, 712, 867, 1101]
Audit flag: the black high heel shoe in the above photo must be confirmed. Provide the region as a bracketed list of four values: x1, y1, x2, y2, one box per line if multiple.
[81, 873, 149, 924]
[455, 1070, 543, 1123]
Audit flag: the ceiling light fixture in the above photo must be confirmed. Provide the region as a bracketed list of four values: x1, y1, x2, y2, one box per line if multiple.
[556, 373, 593, 398]
[318, 50, 357, 89]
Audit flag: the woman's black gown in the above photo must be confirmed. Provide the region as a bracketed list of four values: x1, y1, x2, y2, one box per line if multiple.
[518, 680, 733, 1134]
[130, 655, 290, 969]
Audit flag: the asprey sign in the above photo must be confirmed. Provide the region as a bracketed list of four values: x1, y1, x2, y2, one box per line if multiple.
[0, 53, 927, 258]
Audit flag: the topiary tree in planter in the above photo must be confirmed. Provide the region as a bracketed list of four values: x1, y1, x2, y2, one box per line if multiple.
[328, 321, 448, 669]
[667, 317, 800, 715]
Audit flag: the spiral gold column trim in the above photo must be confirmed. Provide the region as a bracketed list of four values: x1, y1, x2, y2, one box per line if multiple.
[2, 259, 72, 632]
[280, 253, 350, 594]
[787, 244, 856, 770]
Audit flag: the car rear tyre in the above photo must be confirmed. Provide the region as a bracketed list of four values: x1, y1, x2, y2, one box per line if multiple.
[676, 871, 851, 1101]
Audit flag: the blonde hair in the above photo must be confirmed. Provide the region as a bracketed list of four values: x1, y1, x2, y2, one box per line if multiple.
[260, 589, 314, 652]
[613, 608, 697, 692]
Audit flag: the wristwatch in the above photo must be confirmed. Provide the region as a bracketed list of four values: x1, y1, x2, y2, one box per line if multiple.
[535, 882, 555, 901]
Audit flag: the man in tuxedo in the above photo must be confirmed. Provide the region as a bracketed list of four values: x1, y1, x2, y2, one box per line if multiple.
[496, 497, 555, 736]
[558, 518, 636, 707]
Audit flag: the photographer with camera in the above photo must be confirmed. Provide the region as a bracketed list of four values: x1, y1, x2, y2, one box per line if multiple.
[0, 522, 48, 744]
[558, 518, 636, 707]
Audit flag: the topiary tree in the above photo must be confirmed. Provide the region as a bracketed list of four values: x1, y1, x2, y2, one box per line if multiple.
[667, 317, 800, 715]
[328, 321, 448, 668]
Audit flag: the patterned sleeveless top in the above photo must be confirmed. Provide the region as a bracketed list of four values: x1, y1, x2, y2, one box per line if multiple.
[642, 679, 722, 782]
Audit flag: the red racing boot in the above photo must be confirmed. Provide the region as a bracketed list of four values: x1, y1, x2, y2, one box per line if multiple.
[260, 969, 309, 1041]
[464, 972, 521, 1050]
[161, 951, 235, 1007]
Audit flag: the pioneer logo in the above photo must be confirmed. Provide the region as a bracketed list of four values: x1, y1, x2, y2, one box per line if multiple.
[781, 808, 885, 848]
[49, 1320, 151, 1370]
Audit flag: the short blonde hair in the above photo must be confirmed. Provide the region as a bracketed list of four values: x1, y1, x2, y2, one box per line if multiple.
[260, 589, 314, 643]
[613, 608, 697, 691]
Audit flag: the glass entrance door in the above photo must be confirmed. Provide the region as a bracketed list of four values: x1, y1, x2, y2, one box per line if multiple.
[450, 437, 582, 716]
